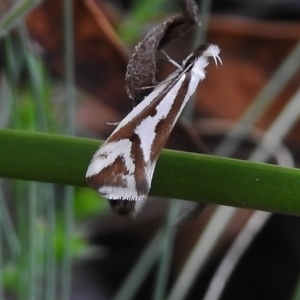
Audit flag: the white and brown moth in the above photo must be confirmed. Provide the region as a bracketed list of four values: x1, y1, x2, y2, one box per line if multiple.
[86, 44, 221, 216]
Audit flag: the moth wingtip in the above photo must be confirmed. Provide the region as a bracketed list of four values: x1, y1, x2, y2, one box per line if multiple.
[106, 195, 147, 201]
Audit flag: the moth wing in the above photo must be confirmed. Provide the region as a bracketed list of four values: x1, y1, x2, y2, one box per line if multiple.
[86, 139, 151, 201]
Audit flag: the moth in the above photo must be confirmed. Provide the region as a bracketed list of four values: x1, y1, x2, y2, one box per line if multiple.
[86, 44, 221, 216]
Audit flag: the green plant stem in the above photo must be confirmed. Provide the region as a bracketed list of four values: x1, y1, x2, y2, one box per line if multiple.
[19, 25, 48, 131]
[0, 130, 300, 215]
[0, 0, 37, 37]
[28, 182, 38, 300]
[3, 35, 20, 129]
[16, 181, 27, 300]
[44, 186, 56, 300]
[63, 0, 75, 134]
[153, 200, 179, 300]
[0, 189, 21, 258]
[193, 0, 213, 47]
[61, 187, 73, 300]
[182, 0, 213, 122]
[0, 211, 3, 300]
[61, 0, 75, 298]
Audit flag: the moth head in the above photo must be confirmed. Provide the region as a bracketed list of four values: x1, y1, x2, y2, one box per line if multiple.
[182, 43, 222, 71]
[202, 44, 222, 66]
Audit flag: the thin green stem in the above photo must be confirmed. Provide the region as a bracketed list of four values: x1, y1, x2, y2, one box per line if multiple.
[182, 0, 213, 122]
[19, 25, 48, 131]
[3, 35, 21, 129]
[61, 187, 74, 300]
[153, 200, 179, 300]
[16, 181, 27, 300]
[28, 182, 38, 300]
[0, 206, 4, 300]
[63, 0, 75, 134]
[194, 0, 213, 46]
[0, 0, 36, 37]
[44, 186, 56, 300]
[60, 0, 75, 299]
[0, 77, 11, 127]
[0, 189, 21, 258]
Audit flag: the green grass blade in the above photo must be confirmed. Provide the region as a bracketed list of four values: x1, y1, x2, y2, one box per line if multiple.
[28, 182, 38, 300]
[63, 0, 75, 134]
[0, 129, 300, 215]
[153, 200, 179, 300]
[0, 130, 300, 214]
[193, 0, 213, 46]
[0, 189, 21, 258]
[0, 0, 37, 37]
[60, 0, 75, 298]
[19, 25, 48, 132]
[0, 206, 4, 300]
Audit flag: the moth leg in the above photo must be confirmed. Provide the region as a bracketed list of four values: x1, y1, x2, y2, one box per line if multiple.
[161, 50, 183, 70]
[135, 85, 156, 90]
